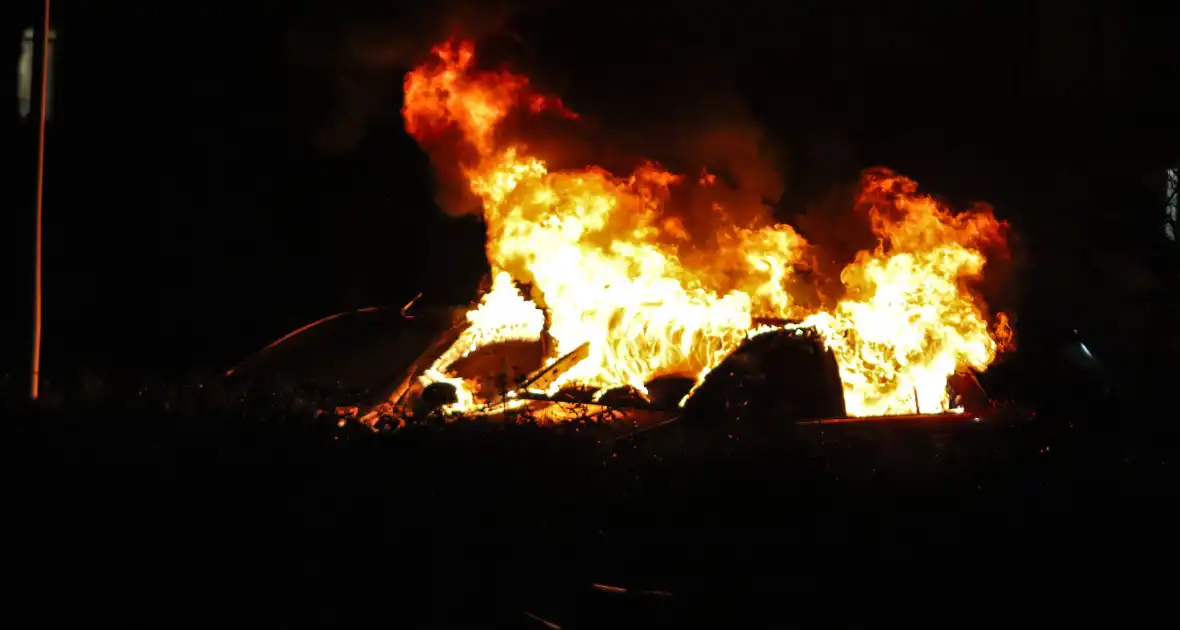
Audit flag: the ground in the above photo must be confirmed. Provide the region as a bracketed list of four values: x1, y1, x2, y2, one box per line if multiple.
[3, 380, 1175, 626]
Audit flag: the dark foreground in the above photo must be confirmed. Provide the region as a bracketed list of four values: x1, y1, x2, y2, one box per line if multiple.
[3, 387, 1177, 627]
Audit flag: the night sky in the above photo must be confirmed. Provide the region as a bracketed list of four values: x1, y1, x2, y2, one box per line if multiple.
[4, 0, 1177, 387]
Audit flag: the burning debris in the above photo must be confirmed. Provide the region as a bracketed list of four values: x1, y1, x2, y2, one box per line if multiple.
[383, 39, 1012, 425]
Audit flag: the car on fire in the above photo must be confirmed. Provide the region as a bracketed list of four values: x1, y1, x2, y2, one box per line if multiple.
[223, 297, 1024, 445]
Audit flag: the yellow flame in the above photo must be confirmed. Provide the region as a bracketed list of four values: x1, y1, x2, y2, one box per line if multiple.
[403, 40, 1010, 418]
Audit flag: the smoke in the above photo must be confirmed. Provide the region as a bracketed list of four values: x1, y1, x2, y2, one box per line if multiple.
[288, 1, 794, 211]
[293, 3, 919, 309]
[286, 0, 533, 154]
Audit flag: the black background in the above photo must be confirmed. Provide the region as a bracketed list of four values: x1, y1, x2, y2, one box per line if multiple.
[5, 0, 1177, 386]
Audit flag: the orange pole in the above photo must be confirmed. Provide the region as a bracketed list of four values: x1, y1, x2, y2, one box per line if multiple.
[31, 0, 51, 400]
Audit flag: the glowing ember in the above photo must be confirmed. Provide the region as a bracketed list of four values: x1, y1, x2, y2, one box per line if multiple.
[402, 39, 1011, 418]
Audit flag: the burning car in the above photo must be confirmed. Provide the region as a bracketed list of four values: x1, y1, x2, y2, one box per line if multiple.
[381, 314, 1003, 428]
[232, 37, 1020, 437]
[225, 294, 1006, 439]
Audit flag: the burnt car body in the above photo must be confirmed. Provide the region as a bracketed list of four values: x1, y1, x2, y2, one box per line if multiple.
[605, 324, 1026, 478]
[223, 304, 1026, 445]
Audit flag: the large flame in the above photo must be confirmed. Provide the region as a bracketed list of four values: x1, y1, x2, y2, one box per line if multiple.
[401, 39, 1010, 418]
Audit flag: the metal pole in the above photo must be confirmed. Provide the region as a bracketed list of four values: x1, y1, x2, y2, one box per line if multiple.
[31, 0, 51, 400]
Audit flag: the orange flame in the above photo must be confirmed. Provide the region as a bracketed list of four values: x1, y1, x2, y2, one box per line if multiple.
[800, 171, 1009, 414]
[404, 40, 576, 156]
[402, 39, 1010, 418]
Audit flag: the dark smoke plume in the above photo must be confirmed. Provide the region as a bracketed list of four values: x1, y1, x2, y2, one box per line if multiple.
[286, 1, 533, 154]
[289, 2, 792, 212]
[289, 2, 915, 310]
